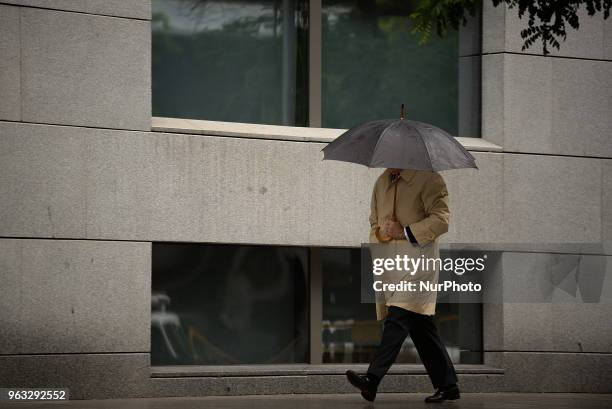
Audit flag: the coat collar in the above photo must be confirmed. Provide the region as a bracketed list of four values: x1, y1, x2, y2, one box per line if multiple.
[384, 168, 418, 185]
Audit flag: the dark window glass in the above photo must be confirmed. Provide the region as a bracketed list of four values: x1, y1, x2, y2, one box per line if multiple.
[321, 247, 482, 364]
[322, 0, 466, 136]
[321, 248, 381, 363]
[152, 1, 480, 136]
[151, 243, 309, 365]
[151, 243, 482, 366]
[152, 0, 309, 126]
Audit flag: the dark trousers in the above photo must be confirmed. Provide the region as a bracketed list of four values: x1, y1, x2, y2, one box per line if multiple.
[367, 306, 458, 389]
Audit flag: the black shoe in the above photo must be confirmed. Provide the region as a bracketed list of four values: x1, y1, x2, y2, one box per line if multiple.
[424, 385, 460, 403]
[345, 370, 378, 402]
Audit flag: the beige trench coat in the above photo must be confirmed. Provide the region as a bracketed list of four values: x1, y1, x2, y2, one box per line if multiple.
[369, 168, 450, 319]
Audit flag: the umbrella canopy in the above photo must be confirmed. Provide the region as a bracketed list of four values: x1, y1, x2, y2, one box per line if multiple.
[322, 110, 477, 171]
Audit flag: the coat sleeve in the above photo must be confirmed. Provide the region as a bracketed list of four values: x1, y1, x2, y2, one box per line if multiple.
[408, 172, 450, 246]
[368, 184, 379, 243]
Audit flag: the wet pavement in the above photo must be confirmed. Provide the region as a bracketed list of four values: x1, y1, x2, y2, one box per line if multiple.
[3, 393, 612, 409]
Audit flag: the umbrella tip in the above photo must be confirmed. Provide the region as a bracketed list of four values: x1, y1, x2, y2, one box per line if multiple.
[400, 103, 405, 120]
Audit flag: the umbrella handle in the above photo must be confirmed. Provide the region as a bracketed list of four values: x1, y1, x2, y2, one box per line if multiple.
[392, 178, 398, 220]
[374, 226, 394, 243]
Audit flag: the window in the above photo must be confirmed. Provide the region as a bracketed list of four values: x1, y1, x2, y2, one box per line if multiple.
[151, 243, 482, 365]
[152, 0, 309, 126]
[322, 1, 458, 133]
[152, 243, 309, 365]
[320, 248, 482, 364]
[152, 0, 481, 136]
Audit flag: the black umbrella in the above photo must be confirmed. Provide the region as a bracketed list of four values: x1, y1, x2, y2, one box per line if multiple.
[322, 104, 477, 242]
[322, 104, 477, 171]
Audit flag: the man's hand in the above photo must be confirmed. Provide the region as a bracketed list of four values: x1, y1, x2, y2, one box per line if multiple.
[383, 220, 405, 240]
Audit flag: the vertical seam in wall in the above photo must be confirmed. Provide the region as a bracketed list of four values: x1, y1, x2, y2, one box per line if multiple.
[502, 2, 507, 53]
[83, 133, 88, 239]
[18, 240, 24, 353]
[18, 6, 23, 121]
[499, 150, 505, 352]
[501, 52, 506, 151]
[479, 4, 483, 137]
[547, 58, 553, 147]
[601, 158, 604, 244]
[602, 13, 605, 61]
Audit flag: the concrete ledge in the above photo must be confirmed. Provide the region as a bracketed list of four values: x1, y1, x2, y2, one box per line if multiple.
[5, 121, 609, 246]
[151, 117, 504, 152]
[151, 364, 504, 378]
[148, 373, 505, 397]
[0, 353, 150, 399]
[502, 352, 612, 393]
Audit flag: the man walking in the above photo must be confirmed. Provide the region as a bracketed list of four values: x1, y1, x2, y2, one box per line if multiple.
[346, 167, 460, 403]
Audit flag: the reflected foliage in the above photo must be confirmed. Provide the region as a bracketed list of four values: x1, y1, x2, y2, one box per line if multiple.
[152, 0, 309, 126]
[322, 0, 459, 133]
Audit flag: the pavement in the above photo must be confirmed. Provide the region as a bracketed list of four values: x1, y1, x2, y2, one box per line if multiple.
[2, 393, 612, 409]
